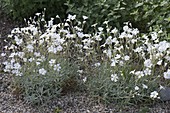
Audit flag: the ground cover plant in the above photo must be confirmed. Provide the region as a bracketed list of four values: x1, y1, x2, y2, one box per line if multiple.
[1, 11, 170, 109]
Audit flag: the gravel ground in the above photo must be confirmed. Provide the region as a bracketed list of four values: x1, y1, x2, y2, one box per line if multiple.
[0, 73, 137, 113]
[1, 8, 170, 113]
[0, 74, 136, 113]
[1, 74, 170, 113]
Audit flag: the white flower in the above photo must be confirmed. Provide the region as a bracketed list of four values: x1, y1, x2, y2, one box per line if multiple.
[34, 52, 41, 57]
[1, 53, 6, 57]
[144, 59, 152, 68]
[9, 52, 16, 58]
[77, 70, 83, 74]
[135, 71, 144, 78]
[111, 74, 118, 82]
[14, 36, 23, 45]
[111, 28, 118, 34]
[77, 32, 84, 38]
[13, 63, 21, 70]
[123, 25, 129, 32]
[26, 44, 34, 52]
[39, 68, 47, 75]
[30, 25, 38, 36]
[35, 13, 41, 16]
[84, 34, 91, 37]
[119, 60, 124, 66]
[66, 33, 75, 39]
[39, 39, 44, 45]
[36, 62, 40, 65]
[131, 39, 137, 44]
[124, 55, 130, 61]
[74, 26, 82, 31]
[151, 32, 157, 40]
[130, 70, 135, 74]
[157, 41, 170, 52]
[112, 38, 119, 44]
[56, 45, 63, 52]
[83, 77, 87, 83]
[94, 35, 102, 41]
[67, 14, 76, 20]
[82, 38, 94, 49]
[82, 16, 88, 20]
[11, 58, 15, 63]
[40, 56, 46, 61]
[134, 47, 143, 53]
[83, 45, 90, 50]
[53, 64, 61, 72]
[48, 46, 57, 53]
[142, 84, 148, 89]
[111, 59, 117, 67]
[132, 28, 139, 35]
[127, 34, 133, 38]
[115, 54, 121, 60]
[103, 49, 112, 59]
[64, 23, 69, 27]
[165, 56, 170, 61]
[55, 38, 65, 46]
[98, 27, 104, 32]
[157, 60, 162, 65]
[12, 70, 22, 76]
[135, 86, 139, 91]
[17, 52, 25, 58]
[159, 85, 165, 90]
[48, 18, 54, 27]
[49, 59, 56, 66]
[23, 58, 27, 62]
[103, 20, 109, 24]
[28, 58, 34, 62]
[144, 68, 151, 75]
[150, 91, 159, 99]
[11, 28, 21, 34]
[94, 63, 101, 67]
[105, 36, 113, 45]
[119, 32, 126, 38]
[164, 69, 170, 79]
[91, 23, 97, 27]
[56, 15, 60, 18]
[4, 62, 12, 72]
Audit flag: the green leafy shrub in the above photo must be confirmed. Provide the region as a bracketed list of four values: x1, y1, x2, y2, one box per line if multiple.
[130, 0, 170, 33]
[5, 0, 68, 21]
[4, 0, 170, 33]
[66, 0, 170, 33]
[2, 13, 170, 106]
[0, 0, 7, 10]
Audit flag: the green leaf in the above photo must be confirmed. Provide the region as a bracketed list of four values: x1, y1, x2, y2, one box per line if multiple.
[135, 2, 143, 8]
[165, 17, 170, 22]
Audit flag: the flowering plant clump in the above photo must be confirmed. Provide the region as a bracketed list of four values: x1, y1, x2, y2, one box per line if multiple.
[2, 12, 170, 105]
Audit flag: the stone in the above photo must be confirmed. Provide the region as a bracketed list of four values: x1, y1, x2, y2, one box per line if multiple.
[160, 87, 170, 101]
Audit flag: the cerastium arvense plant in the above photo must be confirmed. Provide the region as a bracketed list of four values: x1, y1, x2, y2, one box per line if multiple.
[2, 12, 170, 106]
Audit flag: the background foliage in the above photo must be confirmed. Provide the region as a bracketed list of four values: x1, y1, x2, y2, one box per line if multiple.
[4, 0, 68, 20]
[3, 0, 170, 33]
[66, 0, 170, 33]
